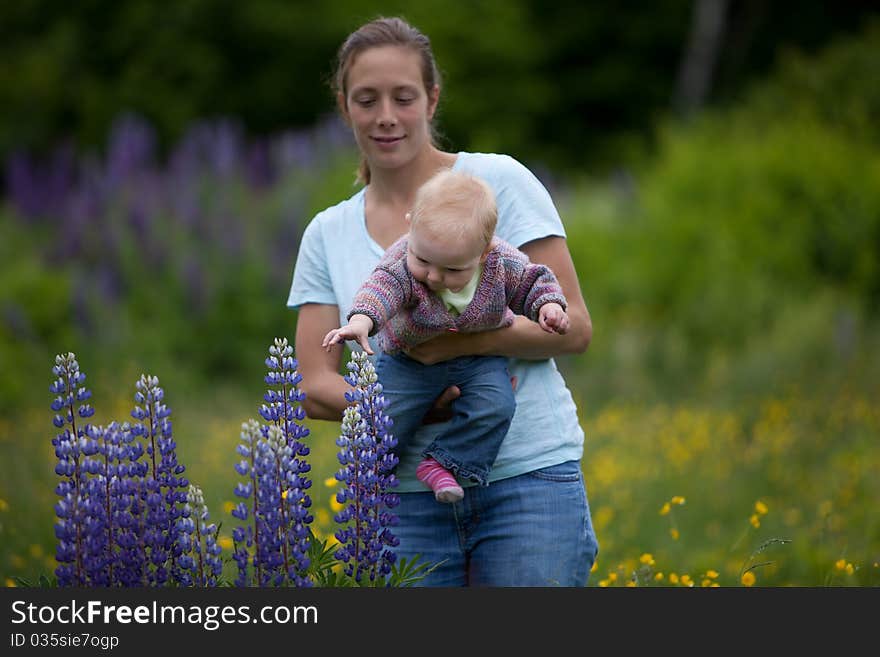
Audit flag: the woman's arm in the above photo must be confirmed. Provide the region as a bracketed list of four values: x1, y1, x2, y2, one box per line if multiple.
[294, 303, 352, 421]
[404, 236, 592, 364]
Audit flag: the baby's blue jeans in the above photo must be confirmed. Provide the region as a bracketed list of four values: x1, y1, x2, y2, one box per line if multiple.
[376, 352, 515, 486]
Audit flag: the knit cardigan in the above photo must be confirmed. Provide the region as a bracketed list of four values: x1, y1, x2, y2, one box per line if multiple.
[348, 236, 567, 354]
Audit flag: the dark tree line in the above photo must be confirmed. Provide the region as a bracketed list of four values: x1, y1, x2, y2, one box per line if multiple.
[1, 0, 876, 173]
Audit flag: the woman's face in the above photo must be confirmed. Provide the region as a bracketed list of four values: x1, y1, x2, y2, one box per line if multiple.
[340, 45, 438, 174]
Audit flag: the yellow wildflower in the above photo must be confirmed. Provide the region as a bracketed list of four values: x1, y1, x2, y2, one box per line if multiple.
[608, 572, 618, 582]
[701, 579, 712, 587]
[705, 570, 719, 579]
[710, 582, 720, 587]
[755, 500, 768, 515]
[222, 500, 237, 514]
[654, 572, 664, 581]
[625, 580, 637, 587]
[315, 508, 330, 526]
[640, 553, 655, 566]
[598, 579, 610, 587]
[669, 573, 679, 584]
[671, 496, 686, 505]
[218, 536, 233, 551]
[845, 563, 855, 575]
[29, 544, 44, 558]
[324, 477, 338, 488]
[680, 574, 694, 587]
[741, 571, 756, 587]
[0, 498, 9, 512]
[749, 514, 760, 528]
[659, 502, 671, 516]
[281, 489, 289, 500]
[5, 578, 16, 587]
[835, 559, 847, 571]
[670, 528, 680, 540]
[330, 496, 344, 513]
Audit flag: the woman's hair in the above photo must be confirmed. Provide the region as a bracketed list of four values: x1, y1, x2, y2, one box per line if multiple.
[410, 170, 497, 250]
[333, 16, 442, 185]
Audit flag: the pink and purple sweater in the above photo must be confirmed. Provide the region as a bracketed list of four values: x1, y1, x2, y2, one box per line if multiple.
[348, 236, 567, 354]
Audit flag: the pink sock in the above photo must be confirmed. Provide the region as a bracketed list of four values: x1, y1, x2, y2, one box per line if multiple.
[416, 457, 464, 503]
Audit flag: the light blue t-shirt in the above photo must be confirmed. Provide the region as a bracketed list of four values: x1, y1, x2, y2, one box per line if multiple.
[287, 152, 584, 491]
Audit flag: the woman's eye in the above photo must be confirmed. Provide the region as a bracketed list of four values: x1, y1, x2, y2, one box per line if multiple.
[355, 97, 375, 107]
[396, 96, 415, 104]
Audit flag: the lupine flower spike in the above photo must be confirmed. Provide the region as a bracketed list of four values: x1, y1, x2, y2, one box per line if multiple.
[333, 351, 400, 585]
[50, 352, 96, 586]
[232, 338, 312, 586]
[129, 374, 189, 585]
[179, 484, 223, 586]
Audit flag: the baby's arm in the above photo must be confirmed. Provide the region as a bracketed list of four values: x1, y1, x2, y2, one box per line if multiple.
[322, 314, 375, 354]
[538, 302, 569, 334]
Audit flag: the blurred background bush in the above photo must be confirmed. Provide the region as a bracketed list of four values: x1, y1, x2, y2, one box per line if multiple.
[1, 1, 878, 586]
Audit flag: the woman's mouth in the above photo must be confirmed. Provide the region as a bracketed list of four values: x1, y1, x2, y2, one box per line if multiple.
[371, 135, 404, 149]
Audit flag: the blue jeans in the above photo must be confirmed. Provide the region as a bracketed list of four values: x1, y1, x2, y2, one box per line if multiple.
[392, 460, 599, 586]
[376, 352, 515, 486]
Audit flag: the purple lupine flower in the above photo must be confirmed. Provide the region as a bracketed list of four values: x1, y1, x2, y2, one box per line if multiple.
[231, 338, 312, 587]
[245, 138, 276, 189]
[106, 422, 149, 587]
[259, 338, 312, 584]
[104, 113, 157, 186]
[231, 418, 262, 586]
[129, 374, 189, 586]
[334, 351, 399, 585]
[75, 424, 112, 586]
[6, 144, 76, 223]
[50, 352, 95, 586]
[178, 485, 222, 587]
[251, 425, 310, 586]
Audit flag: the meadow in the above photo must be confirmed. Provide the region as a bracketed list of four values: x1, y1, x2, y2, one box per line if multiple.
[2, 29, 879, 587]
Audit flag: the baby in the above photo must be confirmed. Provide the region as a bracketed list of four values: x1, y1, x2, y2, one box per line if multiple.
[323, 169, 568, 502]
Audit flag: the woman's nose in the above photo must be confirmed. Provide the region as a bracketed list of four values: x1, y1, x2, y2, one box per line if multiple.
[377, 99, 396, 127]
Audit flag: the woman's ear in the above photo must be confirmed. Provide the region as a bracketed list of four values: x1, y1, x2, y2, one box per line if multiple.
[336, 92, 350, 124]
[426, 84, 440, 121]
[405, 211, 413, 225]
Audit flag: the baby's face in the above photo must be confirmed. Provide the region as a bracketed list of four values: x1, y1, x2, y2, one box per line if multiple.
[406, 227, 485, 293]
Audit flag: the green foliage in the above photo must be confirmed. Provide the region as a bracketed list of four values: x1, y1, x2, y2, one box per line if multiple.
[743, 19, 880, 146]
[562, 22, 880, 402]
[307, 533, 440, 588]
[3, 1, 876, 172]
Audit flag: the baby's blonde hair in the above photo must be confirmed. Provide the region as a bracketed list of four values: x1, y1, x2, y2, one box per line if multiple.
[410, 170, 497, 249]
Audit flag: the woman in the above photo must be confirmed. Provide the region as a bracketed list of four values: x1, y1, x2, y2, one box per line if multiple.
[288, 16, 598, 586]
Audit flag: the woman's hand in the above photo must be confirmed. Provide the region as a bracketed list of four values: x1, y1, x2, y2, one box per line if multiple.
[420, 385, 461, 424]
[403, 331, 480, 366]
[419, 377, 516, 424]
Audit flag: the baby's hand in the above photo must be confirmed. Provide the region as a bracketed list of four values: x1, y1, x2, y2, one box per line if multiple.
[321, 314, 375, 354]
[538, 303, 569, 334]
